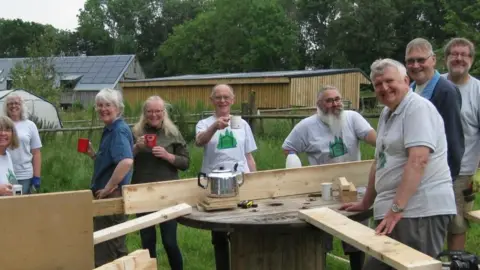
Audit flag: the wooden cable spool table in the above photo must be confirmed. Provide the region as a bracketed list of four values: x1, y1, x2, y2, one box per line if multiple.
[178, 193, 372, 270]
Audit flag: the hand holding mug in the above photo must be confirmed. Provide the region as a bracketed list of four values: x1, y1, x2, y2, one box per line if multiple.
[136, 136, 146, 148]
[216, 116, 230, 130]
[0, 184, 13, 196]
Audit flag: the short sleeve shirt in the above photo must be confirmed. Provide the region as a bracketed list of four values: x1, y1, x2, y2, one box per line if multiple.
[374, 91, 456, 220]
[91, 118, 134, 191]
[282, 110, 373, 165]
[7, 120, 42, 180]
[196, 116, 257, 174]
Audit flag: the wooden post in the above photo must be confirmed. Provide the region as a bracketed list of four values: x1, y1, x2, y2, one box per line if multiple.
[230, 227, 326, 270]
[248, 90, 256, 133]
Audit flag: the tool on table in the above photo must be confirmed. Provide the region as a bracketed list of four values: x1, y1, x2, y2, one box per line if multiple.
[238, 200, 258, 209]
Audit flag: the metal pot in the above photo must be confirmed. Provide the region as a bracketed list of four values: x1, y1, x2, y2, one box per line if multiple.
[197, 163, 244, 198]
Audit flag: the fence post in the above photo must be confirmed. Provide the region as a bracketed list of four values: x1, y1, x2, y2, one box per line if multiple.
[248, 91, 256, 133]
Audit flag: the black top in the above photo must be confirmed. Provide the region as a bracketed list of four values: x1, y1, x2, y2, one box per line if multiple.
[429, 77, 465, 180]
[131, 124, 190, 184]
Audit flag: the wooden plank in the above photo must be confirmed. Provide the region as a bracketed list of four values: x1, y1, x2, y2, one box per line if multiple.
[0, 190, 94, 270]
[94, 249, 157, 270]
[94, 203, 192, 244]
[466, 210, 480, 223]
[94, 197, 125, 216]
[123, 160, 373, 214]
[298, 207, 442, 270]
[335, 177, 350, 191]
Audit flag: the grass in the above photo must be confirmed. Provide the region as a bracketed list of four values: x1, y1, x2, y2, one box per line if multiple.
[39, 114, 480, 269]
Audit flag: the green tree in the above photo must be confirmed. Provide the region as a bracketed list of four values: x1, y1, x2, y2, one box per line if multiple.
[9, 31, 61, 104]
[157, 0, 302, 75]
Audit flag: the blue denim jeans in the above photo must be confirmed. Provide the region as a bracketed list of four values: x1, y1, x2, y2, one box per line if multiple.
[18, 178, 32, 194]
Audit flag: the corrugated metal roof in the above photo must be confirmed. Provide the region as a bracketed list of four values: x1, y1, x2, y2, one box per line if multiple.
[0, 55, 135, 91]
[123, 68, 369, 82]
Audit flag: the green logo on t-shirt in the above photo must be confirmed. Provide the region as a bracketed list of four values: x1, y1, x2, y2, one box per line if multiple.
[328, 136, 348, 158]
[217, 129, 237, 150]
[377, 145, 387, 170]
[7, 169, 17, 184]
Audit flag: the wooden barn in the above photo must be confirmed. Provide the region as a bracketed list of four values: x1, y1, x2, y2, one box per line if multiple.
[119, 69, 371, 110]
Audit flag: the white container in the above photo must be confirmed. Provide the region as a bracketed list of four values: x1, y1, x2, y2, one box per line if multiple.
[322, 182, 332, 201]
[286, 151, 302, 168]
[12, 184, 22, 196]
[230, 116, 242, 129]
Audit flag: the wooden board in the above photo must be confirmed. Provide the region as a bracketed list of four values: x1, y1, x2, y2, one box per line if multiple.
[466, 210, 480, 223]
[94, 249, 157, 270]
[123, 160, 373, 214]
[0, 190, 94, 270]
[298, 207, 442, 270]
[94, 203, 192, 244]
[93, 197, 124, 216]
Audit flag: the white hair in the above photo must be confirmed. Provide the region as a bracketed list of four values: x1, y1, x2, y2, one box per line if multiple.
[210, 84, 235, 98]
[405, 38, 434, 57]
[95, 88, 125, 116]
[3, 94, 29, 120]
[370, 58, 408, 81]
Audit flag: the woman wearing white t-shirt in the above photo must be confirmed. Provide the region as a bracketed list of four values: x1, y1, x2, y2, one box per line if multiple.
[195, 84, 258, 270]
[4, 94, 42, 194]
[0, 116, 20, 195]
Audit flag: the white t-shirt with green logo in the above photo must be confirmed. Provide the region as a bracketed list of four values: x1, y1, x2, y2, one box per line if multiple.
[196, 116, 257, 174]
[0, 151, 16, 185]
[282, 110, 373, 165]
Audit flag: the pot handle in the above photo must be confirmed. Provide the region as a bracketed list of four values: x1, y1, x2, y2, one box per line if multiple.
[237, 172, 244, 187]
[198, 172, 208, 189]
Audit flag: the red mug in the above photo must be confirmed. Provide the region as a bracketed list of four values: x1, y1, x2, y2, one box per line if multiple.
[77, 138, 89, 153]
[145, 134, 157, 148]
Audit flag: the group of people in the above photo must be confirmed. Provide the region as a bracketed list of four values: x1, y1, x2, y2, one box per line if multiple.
[86, 85, 258, 269]
[81, 36, 480, 270]
[0, 94, 42, 197]
[284, 36, 477, 270]
[0, 36, 477, 270]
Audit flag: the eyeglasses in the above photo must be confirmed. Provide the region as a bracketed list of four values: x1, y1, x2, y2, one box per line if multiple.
[7, 102, 20, 107]
[406, 54, 432, 65]
[146, 109, 164, 115]
[448, 53, 471, 59]
[324, 96, 342, 104]
[0, 128, 12, 133]
[213, 95, 232, 101]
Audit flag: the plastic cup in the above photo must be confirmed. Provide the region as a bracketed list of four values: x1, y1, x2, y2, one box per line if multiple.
[77, 138, 89, 153]
[230, 116, 242, 129]
[145, 134, 157, 148]
[322, 182, 333, 201]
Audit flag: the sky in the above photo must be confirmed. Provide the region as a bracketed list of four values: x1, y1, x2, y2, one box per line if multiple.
[0, 0, 87, 31]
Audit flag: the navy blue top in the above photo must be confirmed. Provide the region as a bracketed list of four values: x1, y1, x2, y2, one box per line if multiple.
[91, 118, 134, 191]
[411, 71, 465, 180]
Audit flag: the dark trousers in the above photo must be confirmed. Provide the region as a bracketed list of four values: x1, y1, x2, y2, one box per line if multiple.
[93, 213, 128, 267]
[93, 190, 128, 267]
[212, 231, 230, 270]
[137, 212, 183, 270]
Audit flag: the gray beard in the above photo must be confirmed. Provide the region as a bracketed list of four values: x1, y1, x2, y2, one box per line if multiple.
[317, 108, 345, 136]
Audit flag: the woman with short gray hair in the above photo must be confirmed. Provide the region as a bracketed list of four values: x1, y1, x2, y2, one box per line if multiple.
[80, 88, 134, 267]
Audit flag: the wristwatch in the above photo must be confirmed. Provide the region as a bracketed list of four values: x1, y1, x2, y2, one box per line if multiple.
[391, 203, 404, 213]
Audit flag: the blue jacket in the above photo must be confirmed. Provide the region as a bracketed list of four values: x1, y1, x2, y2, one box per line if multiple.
[411, 71, 465, 180]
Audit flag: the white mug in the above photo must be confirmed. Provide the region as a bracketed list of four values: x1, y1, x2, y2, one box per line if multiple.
[230, 116, 242, 129]
[12, 184, 22, 196]
[322, 182, 333, 201]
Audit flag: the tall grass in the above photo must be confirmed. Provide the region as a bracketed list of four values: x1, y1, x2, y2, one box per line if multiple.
[40, 110, 480, 270]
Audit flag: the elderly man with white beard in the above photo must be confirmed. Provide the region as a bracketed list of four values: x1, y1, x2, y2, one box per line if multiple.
[282, 85, 376, 270]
